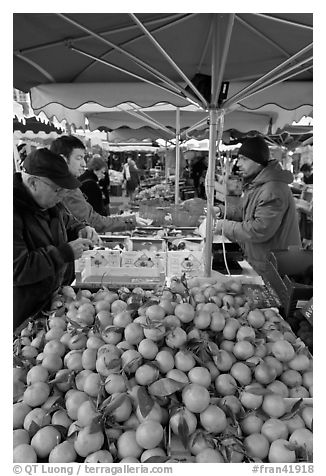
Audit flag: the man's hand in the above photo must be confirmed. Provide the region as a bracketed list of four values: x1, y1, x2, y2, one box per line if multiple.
[69, 238, 93, 259]
[136, 215, 152, 227]
[214, 219, 223, 235]
[78, 226, 102, 246]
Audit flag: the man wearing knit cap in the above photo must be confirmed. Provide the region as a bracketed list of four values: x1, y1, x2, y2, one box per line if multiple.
[214, 136, 301, 274]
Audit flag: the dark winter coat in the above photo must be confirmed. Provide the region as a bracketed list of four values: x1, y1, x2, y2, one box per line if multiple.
[13, 173, 84, 330]
[79, 169, 107, 216]
[220, 161, 302, 274]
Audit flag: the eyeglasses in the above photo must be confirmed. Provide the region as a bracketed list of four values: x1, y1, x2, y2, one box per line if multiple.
[36, 177, 66, 195]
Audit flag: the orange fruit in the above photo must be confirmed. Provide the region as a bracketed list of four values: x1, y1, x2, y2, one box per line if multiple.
[82, 348, 97, 370]
[124, 322, 144, 345]
[196, 448, 225, 462]
[268, 438, 296, 463]
[263, 356, 284, 376]
[285, 414, 306, 434]
[261, 418, 289, 442]
[74, 425, 104, 457]
[214, 373, 237, 396]
[31, 426, 61, 458]
[193, 311, 211, 329]
[23, 408, 51, 431]
[302, 406, 313, 431]
[240, 385, 264, 410]
[236, 325, 256, 341]
[109, 393, 133, 423]
[240, 414, 264, 435]
[220, 395, 242, 415]
[145, 304, 166, 321]
[244, 433, 270, 459]
[182, 384, 210, 413]
[110, 300, 128, 315]
[105, 374, 127, 395]
[213, 350, 235, 371]
[26, 365, 49, 385]
[302, 370, 313, 389]
[77, 400, 100, 427]
[280, 369, 302, 387]
[254, 362, 277, 385]
[49, 441, 77, 463]
[43, 339, 66, 357]
[262, 394, 286, 418]
[230, 362, 252, 386]
[95, 300, 111, 312]
[13, 444, 37, 463]
[288, 385, 310, 398]
[165, 327, 187, 349]
[272, 340, 295, 362]
[136, 420, 164, 449]
[135, 364, 159, 386]
[117, 430, 143, 459]
[174, 350, 196, 372]
[13, 402, 32, 429]
[51, 410, 72, 429]
[140, 447, 166, 463]
[13, 429, 30, 448]
[113, 310, 133, 328]
[85, 450, 114, 463]
[166, 369, 189, 384]
[159, 299, 176, 315]
[266, 380, 289, 397]
[247, 309, 266, 328]
[155, 350, 175, 373]
[138, 339, 159, 360]
[232, 340, 255, 360]
[174, 303, 195, 323]
[288, 354, 311, 372]
[170, 407, 197, 435]
[143, 324, 166, 342]
[23, 382, 50, 407]
[200, 405, 227, 433]
[210, 311, 226, 332]
[188, 366, 211, 388]
[136, 401, 163, 424]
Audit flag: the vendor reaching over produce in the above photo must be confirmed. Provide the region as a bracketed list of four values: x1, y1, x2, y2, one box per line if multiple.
[214, 136, 301, 275]
[13, 148, 101, 331]
[50, 136, 147, 232]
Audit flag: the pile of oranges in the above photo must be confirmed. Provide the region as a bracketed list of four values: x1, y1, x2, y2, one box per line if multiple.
[13, 278, 313, 463]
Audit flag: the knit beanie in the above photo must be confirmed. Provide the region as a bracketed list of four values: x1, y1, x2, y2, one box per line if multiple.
[238, 136, 270, 166]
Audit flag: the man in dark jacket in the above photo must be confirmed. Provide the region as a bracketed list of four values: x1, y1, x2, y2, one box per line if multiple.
[214, 136, 301, 275]
[13, 148, 100, 331]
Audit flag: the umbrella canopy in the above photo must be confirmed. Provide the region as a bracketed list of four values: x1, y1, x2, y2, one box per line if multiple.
[32, 95, 312, 136]
[13, 116, 64, 134]
[13, 12, 313, 276]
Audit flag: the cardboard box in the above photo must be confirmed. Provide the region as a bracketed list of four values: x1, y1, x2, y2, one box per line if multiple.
[167, 250, 204, 278]
[81, 265, 165, 288]
[121, 250, 166, 273]
[75, 249, 121, 273]
[129, 237, 165, 252]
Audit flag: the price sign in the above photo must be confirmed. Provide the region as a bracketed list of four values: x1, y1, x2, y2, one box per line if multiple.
[301, 298, 313, 325]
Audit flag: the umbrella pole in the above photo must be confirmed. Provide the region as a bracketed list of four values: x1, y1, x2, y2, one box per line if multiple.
[175, 107, 180, 204]
[204, 108, 218, 276]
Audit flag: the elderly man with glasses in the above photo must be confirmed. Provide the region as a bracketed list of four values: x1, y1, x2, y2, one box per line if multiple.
[214, 136, 301, 275]
[13, 148, 101, 331]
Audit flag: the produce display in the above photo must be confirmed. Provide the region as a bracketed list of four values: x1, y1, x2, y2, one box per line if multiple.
[13, 276, 313, 464]
[134, 183, 173, 201]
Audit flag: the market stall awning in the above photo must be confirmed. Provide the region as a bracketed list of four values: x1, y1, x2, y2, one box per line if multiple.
[13, 116, 64, 134]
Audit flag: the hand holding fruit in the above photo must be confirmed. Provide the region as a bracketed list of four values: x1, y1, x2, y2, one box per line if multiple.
[78, 226, 102, 246]
[68, 238, 93, 259]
